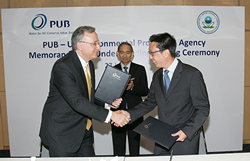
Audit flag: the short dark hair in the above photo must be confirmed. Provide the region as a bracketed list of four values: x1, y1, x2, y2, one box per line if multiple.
[71, 26, 95, 51]
[117, 42, 133, 52]
[149, 33, 177, 57]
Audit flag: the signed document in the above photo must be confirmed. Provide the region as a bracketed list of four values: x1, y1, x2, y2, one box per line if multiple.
[95, 65, 131, 105]
[134, 116, 179, 149]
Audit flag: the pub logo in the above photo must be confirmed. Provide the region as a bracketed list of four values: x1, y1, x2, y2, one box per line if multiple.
[31, 14, 47, 30]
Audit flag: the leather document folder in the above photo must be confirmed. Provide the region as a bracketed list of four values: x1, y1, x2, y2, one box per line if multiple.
[134, 116, 179, 149]
[95, 65, 131, 105]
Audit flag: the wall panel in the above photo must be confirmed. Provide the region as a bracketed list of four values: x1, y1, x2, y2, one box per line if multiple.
[245, 31, 250, 86]
[183, 0, 238, 6]
[67, 0, 124, 7]
[240, 0, 250, 30]
[0, 35, 5, 92]
[0, 34, 2, 56]
[9, 0, 67, 8]
[126, 0, 182, 5]
[0, 0, 8, 150]
[0, 95, 4, 149]
[244, 31, 250, 143]
[0, 0, 8, 33]
[0, 55, 4, 92]
[0, 34, 8, 148]
[0, 57, 4, 149]
[0, 92, 8, 148]
[244, 87, 250, 143]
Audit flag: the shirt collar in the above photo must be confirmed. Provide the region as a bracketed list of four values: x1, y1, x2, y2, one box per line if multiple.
[76, 51, 88, 70]
[163, 58, 178, 74]
[121, 62, 131, 70]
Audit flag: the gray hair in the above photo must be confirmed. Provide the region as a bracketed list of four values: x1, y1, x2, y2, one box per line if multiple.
[71, 26, 96, 50]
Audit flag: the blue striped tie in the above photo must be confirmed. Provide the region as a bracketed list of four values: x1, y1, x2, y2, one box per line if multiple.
[124, 66, 128, 73]
[164, 70, 170, 93]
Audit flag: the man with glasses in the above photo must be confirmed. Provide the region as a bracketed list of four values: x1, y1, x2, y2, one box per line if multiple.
[111, 42, 149, 156]
[120, 32, 210, 155]
[39, 26, 129, 157]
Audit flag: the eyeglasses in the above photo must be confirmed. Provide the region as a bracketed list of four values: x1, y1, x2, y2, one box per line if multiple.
[148, 50, 162, 55]
[79, 41, 100, 46]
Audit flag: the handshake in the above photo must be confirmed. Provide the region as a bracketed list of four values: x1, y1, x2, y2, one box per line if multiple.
[108, 98, 131, 127]
[111, 110, 130, 127]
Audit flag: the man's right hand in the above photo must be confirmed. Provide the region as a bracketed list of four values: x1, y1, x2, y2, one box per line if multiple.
[126, 78, 135, 90]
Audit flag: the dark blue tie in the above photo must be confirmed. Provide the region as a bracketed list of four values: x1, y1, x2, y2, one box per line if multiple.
[164, 70, 170, 93]
[124, 66, 128, 73]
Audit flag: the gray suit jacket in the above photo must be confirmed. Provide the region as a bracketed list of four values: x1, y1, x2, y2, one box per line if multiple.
[129, 59, 210, 155]
[39, 51, 108, 153]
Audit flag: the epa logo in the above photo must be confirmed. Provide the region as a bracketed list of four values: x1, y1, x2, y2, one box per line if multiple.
[197, 10, 220, 34]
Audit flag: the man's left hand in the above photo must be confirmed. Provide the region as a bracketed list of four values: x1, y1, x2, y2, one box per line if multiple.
[171, 130, 187, 142]
[109, 98, 122, 109]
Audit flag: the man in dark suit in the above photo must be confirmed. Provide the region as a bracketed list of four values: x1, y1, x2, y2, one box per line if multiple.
[121, 32, 210, 155]
[111, 42, 149, 156]
[39, 26, 129, 157]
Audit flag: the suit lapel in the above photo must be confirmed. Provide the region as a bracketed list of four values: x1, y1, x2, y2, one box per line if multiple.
[158, 68, 166, 96]
[166, 60, 183, 98]
[129, 62, 136, 76]
[116, 63, 122, 70]
[72, 51, 87, 85]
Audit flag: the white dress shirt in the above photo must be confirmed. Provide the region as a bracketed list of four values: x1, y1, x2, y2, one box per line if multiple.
[163, 58, 178, 86]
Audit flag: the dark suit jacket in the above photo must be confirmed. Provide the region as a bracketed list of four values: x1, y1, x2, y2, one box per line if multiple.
[39, 50, 108, 153]
[114, 62, 148, 110]
[128, 59, 210, 155]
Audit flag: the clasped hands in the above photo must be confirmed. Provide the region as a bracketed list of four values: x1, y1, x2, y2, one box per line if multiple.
[108, 98, 130, 127]
[111, 110, 130, 127]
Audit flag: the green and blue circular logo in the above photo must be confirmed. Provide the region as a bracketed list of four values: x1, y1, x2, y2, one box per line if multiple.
[197, 10, 220, 34]
[31, 14, 47, 30]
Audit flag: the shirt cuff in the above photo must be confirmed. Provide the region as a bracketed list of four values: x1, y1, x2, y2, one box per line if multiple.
[104, 103, 110, 110]
[105, 110, 112, 123]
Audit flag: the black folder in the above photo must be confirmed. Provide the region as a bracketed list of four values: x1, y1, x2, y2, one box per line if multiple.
[134, 116, 179, 149]
[95, 65, 131, 105]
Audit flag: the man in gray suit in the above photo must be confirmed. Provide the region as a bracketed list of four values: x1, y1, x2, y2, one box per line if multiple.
[121, 32, 210, 155]
[39, 26, 129, 157]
